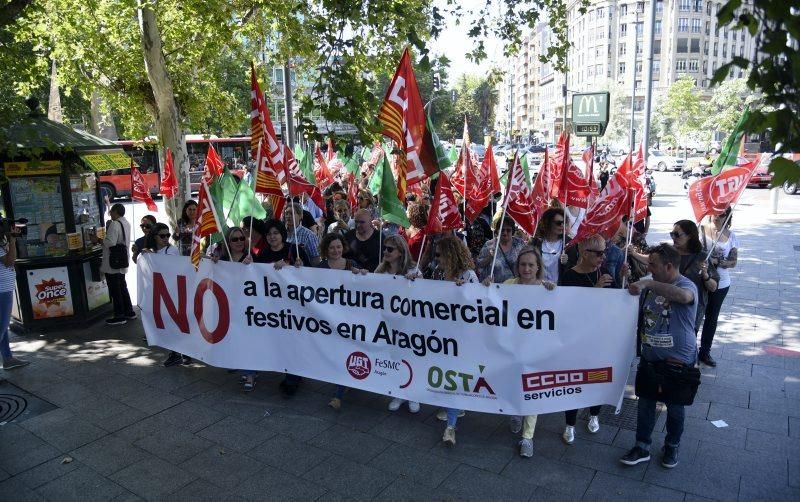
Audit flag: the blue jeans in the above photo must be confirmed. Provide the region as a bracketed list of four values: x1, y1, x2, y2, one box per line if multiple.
[0, 291, 12, 359]
[446, 408, 461, 427]
[636, 397, 685, 450]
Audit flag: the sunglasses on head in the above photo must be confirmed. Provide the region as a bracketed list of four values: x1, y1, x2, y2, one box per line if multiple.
[230, 236, 246, 243]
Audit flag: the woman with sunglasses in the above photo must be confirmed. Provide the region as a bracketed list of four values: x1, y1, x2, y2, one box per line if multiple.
[698, 208, 737, 367]
[372, 235, 423, 414]
[477, 218, 526, 283]
[671, 220, 719, 338]
[172, 200, 197, 256]
[212, 227, 253, 264]
[557, 234, 614, 444]
[530, 208, 577, 283]
[433, 235, 479, 446]
[503, 247, 555, 457]
[132, 215, 157, 264]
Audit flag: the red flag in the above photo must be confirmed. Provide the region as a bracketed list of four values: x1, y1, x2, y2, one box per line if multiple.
[254, 139, 285, 200]
[501, 152, 537, 235]
[160, 148, 179, 199]
[326, 137, 336, 162]
[559, 160, 594, 209]
[424, 172, 462, 234]
[571, 154, 635, 246]
[190, 180, 221, 269]
[550, 132, 570, 199]
[202, 144, 224, 184]
[451, 117, 477, 197]
[583, 146, 600, 207]
[284, 144, 324, 210]
[617, 146, 648, 222]
[688, 158, 757, 221]
[530, 147, 552, 220]
[130, 159, 157, 212]
[313, 142, 335, 191]
[250, 64, 286, 184]
[347, 172, 359, 212]
[377, 48, 439, 185]
[465, 143, 499, 222]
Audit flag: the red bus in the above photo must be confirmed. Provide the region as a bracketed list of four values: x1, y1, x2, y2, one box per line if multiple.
[99, 136, 252, 199]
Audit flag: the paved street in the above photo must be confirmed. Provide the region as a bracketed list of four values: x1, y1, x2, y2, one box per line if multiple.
[1, 175, 799, 501]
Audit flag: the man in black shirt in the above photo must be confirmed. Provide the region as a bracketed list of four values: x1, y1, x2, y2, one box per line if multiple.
[344, 209, 381, 271]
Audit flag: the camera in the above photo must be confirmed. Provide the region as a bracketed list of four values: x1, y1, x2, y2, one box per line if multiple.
[0, 217, 28, 237]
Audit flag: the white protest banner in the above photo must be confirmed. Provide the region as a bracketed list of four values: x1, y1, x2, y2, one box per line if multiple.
[137, 255, 638, 416]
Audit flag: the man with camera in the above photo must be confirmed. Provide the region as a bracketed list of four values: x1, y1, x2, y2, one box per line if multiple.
[0, 225, 29, 371]
[101, 203, 135, 326]
[620, 243, 700, 469]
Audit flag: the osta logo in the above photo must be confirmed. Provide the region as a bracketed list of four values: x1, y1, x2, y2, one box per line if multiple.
[346, 351, 371, 380]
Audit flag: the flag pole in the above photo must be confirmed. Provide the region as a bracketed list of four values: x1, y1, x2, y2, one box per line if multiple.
[377, 194, 383, 254]
[290, 199, 300, 261]
[703, 204, 735, 261]
[416, 233, 427, 267]
[621, 188, 637, 289]
[203, 179, 232, 259]
[488, 204, 510, 281]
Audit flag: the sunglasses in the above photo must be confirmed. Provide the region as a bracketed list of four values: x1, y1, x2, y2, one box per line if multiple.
[553, 220, 565, 226]
[383, 246, 396, 253]
[157, 233, 170, 239]
[140, 224, 152, 229]
[669, 231, 686, 238]
[230, 236, 246, 243]
[585, 249, 606, 257]
[355, 220, 369, 224]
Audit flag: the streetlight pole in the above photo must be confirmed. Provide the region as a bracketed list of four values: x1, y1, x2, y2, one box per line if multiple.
[629, 11, 639, 154]
[283, 63, 295, 149]
[642, 0, 657, 161]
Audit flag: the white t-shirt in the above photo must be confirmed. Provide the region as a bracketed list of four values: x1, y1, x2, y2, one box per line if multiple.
[540, 239, 563, 283]
[156, 244, 181, 256]
[458, 270, 479, 284]
[0, 246, 16, 293]
[712, 230, 738, 289]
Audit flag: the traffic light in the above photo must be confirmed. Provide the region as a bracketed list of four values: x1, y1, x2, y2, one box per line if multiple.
[433, 73, 441, 91]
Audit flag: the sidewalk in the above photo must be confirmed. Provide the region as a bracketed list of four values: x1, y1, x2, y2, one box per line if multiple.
[1, 184, 799, 501]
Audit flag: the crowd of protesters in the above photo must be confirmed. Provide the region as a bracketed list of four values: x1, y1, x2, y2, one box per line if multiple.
[101, 156, 739, 470]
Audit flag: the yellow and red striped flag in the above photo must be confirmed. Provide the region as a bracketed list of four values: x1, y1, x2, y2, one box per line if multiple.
[190, 180, 222, 269]
[250, 63, 286, 185]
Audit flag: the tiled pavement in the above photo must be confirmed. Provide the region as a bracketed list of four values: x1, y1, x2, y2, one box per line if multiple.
[1, 180, 799, 501]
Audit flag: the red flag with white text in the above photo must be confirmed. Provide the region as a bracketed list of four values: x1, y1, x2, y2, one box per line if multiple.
[284, 144, 325, 210]
[424, 172, 462, 234]
[250, 64, 286, 184]
[583, 146, 600, 207]
[501, 152, 537, 235]
[202, 144, 224, 185]
[313, 143, 335, 191]
[465, 143, 499, 222]
[688, 158, 758, 221]
[550, 132, 570, 200]
[160, 148, 179, 199]
[530, 147, 552, 220]
[131, 159, 158, 212]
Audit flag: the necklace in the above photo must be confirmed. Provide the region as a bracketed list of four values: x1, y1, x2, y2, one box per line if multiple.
[583, 269, 599, 285]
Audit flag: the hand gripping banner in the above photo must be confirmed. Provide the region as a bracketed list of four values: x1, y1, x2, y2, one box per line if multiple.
[138, 255, 637, 416]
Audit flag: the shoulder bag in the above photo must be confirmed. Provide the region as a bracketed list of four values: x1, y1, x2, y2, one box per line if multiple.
[109, 220, 129, 269]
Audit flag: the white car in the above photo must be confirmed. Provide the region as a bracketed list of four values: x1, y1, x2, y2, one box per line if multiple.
[647, 150, 685, 172]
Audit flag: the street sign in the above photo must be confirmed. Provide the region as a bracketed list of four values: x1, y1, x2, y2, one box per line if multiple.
[572, 92, 610, 137]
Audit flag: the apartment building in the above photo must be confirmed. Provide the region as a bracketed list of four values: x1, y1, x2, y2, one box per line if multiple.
[496, 0, 758, 142]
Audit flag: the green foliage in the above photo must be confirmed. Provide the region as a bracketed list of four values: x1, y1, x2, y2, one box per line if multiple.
[657, 76, 703, 147]
[714, 0, 800, 185]
[702, 79, 761, 135]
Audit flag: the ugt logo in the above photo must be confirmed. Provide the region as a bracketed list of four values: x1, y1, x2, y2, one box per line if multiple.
[346, 351, 371, 380]
[427, 364, 495, 395]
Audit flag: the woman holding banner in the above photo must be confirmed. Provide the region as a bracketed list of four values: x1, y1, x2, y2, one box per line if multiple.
[212, 227, 253, 264]
[374, 235, 422, 414]
[253, 219, 310, 267]
[434, 235, 479, 446]
[503, 247, 555, 457]
[172, 200, 197, 256]
[700, 211, 736, 367]
[558, 234, 614, 444]
[476, 218, 526, 283]
[530, 208, 576, 283]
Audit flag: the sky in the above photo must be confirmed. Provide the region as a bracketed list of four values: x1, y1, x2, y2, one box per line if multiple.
[429, 0, 502, 86]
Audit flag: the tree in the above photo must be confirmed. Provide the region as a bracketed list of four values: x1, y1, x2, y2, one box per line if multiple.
[702, 79, 761, 137]
[657, 76, 704, 151]
[473, 78, 499, 135]
[714, 0, 800, 186]
[602, 79, 630, 145]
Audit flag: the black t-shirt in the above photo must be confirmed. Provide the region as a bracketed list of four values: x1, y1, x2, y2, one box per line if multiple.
[558, 268, 605, 288]
[344, 229, 381, 272]
[302, 210, 317, 230]
[254, 244, 310, 266]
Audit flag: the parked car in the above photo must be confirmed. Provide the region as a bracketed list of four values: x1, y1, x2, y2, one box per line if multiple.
[647, 150, 685, 172]
[99, 168, 159, 200]
[747, 156, 773, 188]
[471, 144, 486, 163]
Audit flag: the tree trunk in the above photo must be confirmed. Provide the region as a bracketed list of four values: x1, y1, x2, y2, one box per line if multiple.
[47, 59, 63, 123]
[137, 5, 188, 232]
[89, 87, 119, 140]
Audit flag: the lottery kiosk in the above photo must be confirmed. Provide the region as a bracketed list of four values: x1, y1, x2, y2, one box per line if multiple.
[0, 98, 132, 331]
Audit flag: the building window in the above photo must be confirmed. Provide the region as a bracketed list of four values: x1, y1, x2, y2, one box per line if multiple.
[619, 62, 626, 74]
[679, 0, 691, 11]
[706, 1, 712, 14]
[621, 4, 628, 16]
[703, 61, 708, 72]
[637, 43, 643, 54]
[705, 21, 710, 35]
[739, 45, 745, 56]
[738, 70, 744, 78]
[620, 23, 627, 37]
[678, 18, 689, 32]
[597, 7, 605, 17]
[714, 41, 718, 55]
[689, 59, 699, 71]
[676, 59, 687, 71]
[653, 60, 661, 73]
[691, 38, 700, 52]
[692, 19, 701, 32]
[636, 61, 643, 73]
[654, 40, 661, 54]
[655, 20, 662, 35]
[722, 45, 727, 57]
[637, 2, 645, 13]
[693, 0, 703, 12]
[619, 43, 627, 55]
[740, 31, 745, 41]
[677, 38, 688, 53]
[636, 23, 643, 37]
[656, 1, 664, 14]
[704, 40, 709, 55]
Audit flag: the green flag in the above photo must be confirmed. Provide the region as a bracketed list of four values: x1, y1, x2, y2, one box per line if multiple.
[447, 145, 458, 165]
[208, 169, 238, 243]
[712, 106, 750, 175]
[344, 154, 360, 175]
[361, 144, 372, 162]
[520, 152, 532, 188]
[298, 146, 316, 184]
[427, 113, 451, 171]
[294, 143, 305, 163]
[369, 155, 410, 227]
[229, 177, 266, 227]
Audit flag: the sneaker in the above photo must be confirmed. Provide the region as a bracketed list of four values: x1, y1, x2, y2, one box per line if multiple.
[510, 416, 522, 434]
[587, 415, 600, 434]
[699, 352, 717, 367]
[436, 409, 465, 421]
[661, 444, 679, 468]
[126, 311, 137, 320]
[442, 426, 456, 446]
[3, 357, 31, 370]
[519, 438, 533, 458]
[243, 377, 256, 392]
[562, 425, 575, 445]
[388, 398, 404, 412]
[408, 401, 420, 413]
[279, 380, 298, 397]
[620, 446, 651, 466]
[163, 351, 182, 367]
[181, 356, 193, 366]
[328, 397, 342, 410]
[105, 317, 127, 326]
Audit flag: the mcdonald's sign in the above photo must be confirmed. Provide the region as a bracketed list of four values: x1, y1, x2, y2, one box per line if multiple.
[572, 92, 610, 137]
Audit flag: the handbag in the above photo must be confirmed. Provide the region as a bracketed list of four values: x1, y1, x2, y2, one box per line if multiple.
[108, 220, 129, 269]
[635, 359, 701, 406]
